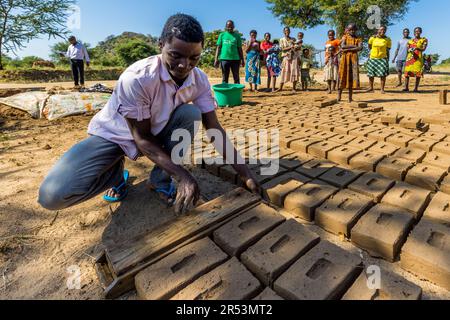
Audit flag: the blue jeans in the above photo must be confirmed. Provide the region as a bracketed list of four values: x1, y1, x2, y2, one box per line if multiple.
[38, 104, 202, 210]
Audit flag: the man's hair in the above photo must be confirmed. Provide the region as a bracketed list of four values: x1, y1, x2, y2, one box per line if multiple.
[160, 13, 204, 45]
[403, 28, 410, 33]
[328, 30, 335, 35]
[68, 36, 76, 41]
[250, 30, 257, 35]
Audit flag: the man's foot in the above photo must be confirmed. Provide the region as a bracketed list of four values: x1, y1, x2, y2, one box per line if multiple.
[395, 83, 403, 87]
[366, 88, 375, 93]
[103, 170, 130, 203]
[402, 88, 410, 92]
[146, 180, 177, 207]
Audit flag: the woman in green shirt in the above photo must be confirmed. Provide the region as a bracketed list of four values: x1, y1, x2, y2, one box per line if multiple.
[214, 20, 245, 84]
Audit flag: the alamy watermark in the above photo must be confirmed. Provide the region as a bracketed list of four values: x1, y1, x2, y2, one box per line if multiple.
[67, 4, 81, 31]
[366, 5, 382, 30]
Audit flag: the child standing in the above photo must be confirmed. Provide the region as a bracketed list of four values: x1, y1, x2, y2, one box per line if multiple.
[301, 48, 312, 91]
[324, 30, 340, 93]
[266, 40, 282, 92]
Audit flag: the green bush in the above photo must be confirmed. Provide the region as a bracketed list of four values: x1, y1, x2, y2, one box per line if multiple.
[115, 39, 158, 67]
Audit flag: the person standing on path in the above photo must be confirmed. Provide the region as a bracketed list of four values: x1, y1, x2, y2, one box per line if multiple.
[324, 30, 341, 93]
[214, 20, 245, 84]
[392, 28, 411, 87]
[245, 30, 261, 92]
[367, 26, 392, 94]
[60, 36, 90, 88]
[279, 27, 300, 93]
[260, 33, 274, 91]
[404, 27, 428, 93]
[337, 23, 363, 103]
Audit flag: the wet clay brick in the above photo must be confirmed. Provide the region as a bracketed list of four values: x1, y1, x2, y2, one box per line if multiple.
[290, 137, 322, 153]
[316, 190, 373, 237]
[432, 141, 450, 155]
[328, 134, 357, 145]
[213, 203, 285, 256]
[423, 192, 450, 225]
[327, 145, 362, 165]
[369, 143, 400, 156]
[393, 148, 426, 163]
[408, 138, 438, 152]
[308, 140, 341, 159]
[253, 288, 284, 300]
[310, 131, 339, 141]
[381, 113, 402, 125]
[351, 204, 415, 262]
[279, 151, 314, 170]
[334, 123, 364, 135]
[348, 126, 379, 137]
[295, 159, 336, 179]
[241, 219, 320, 286]
[273, 241, 362, 300]
[171, 257, 262, 300]
[420, 132, 446, 142]
[399, 117, 422, 129]
[319, 167, 364, 188]
[342, 268, 422, 300]
[441, 175, 450, 195]
[381, 182, 432, 220]
[401, 220, 450, 291]
[349, 151, 386, 172]
[405, 164, 447, 192]
[348, 137, 378, 151]
[262, 173, 311, 207]
[423, 152, 450, 171]
[376, 157, 415, 181]
[348, 172, 395, 202]
[284, 180, 338, 221]
[367, 129, 396, 142]
[135, 238, 228, 300]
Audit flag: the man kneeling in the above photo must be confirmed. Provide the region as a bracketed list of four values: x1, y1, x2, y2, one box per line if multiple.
[38, 14, 260, 215]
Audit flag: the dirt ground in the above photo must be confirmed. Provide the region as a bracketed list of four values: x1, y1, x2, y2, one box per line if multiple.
[0, 73, 450, 300]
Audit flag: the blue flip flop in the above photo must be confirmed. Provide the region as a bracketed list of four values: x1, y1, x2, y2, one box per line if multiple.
[154, 180, 177, 206]
[103, 170, 130, 203]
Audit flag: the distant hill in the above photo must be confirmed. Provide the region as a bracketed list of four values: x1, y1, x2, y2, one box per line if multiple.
[96, 32, 159, 55]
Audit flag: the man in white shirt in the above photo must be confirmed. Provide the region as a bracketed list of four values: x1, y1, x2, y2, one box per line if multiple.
[40, 14, 261, 215]
[60, 36, 90, 88]
[392, 28, 411, 87]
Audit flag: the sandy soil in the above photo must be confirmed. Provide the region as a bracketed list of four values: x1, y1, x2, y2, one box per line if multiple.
[0, 73, 449, 300]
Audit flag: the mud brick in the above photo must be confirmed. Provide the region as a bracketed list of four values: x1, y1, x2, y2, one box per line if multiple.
[213, 203, 285, 256]
[405, 164, 448, 192]
[247, 165, 287, 185]
[423, 192, 450, 225]
[401, 220, 450, 290]
[342, 268, 422, 300]
[327, 145, 363, 165]
[254, 288, 284, 300]
[420, 132, 447, 142]
[296, 159, 336, 179]
[274, 241, 362, 300]
[284, 180, 338, 221]
[349, 172, 395, 202]
[348, 137, 377, 151]
[172, 257, 262, 300]
[432, 141, 450, 155]
[351, 204, 414, 262]
[393, 147, 426, 163]
[310, 131, 339, 141]
[349, 151, 386, 172]
[441, 174, 450, 195]
[316, 190, 373, 238]
[439, 89, 448, 105]
[351, 102, 369, 109]
[368, 142, 400, 156]
[376, 157, 414, 181]
[319, 99, 339, 108]
[386, 133, 414, 148]
[279, 134, 302, 149]
[241, 219, 320, 286]
[262, 173, 311, 206]
[328, 134, 357, 145]
[348, 126, 379, 138]
[290, 137, 322, 153]
[321, 167, 364, 188]
[399, 117, 422, 129]
[382, 182, 432, 219]
[397, 128, 423, 137]
[296, 128, 321, 138]
[135, 238, 228, 300]
[381, 112, 402, 124]
[334, 123, 364, 135]
[367, 129, 396, 142]
[308, 140, 341, 159]
[408, 137, 438, 152]
[317, 122, 336, 132]
[279, 151, 314, 170]
[423, 152, 450, 171]
[364, 106, 384, 113]
[219, 165, 238, 184]
[303, 118, 324, 129]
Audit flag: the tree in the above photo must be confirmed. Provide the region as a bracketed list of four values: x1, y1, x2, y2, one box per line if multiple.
[266, 0, 417, 53]
[426, 53, 440, 66]
[115, 38, 158, 67]
[0, 0, 76, 70]
[441, 57, 450, 66]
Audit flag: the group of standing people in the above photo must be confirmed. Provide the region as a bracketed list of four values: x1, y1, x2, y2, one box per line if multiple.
[214, 20, 429, 101]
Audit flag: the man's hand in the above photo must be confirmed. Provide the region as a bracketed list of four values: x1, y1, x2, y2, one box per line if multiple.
[174, 173, 200, 215]
[238, 167, 261, 195]
[86, 62, 90, 67]
[241, 60, 245, 68]
[214, 60, 220, 68]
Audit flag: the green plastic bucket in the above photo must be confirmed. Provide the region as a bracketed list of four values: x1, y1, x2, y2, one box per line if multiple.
[212, 83, 245, 107]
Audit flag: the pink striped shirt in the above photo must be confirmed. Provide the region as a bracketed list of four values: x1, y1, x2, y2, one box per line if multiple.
[88, 55, 216, 160]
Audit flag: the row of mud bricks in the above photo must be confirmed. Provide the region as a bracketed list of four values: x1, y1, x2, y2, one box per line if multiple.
[135, 101, 450, 300]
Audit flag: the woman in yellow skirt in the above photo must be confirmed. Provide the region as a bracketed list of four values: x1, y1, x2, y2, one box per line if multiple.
[404, 27, 428, 92]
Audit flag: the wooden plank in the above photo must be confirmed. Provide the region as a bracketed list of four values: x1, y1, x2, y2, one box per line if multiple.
[96, 200, 261, 299]
[440, 90, 448, 105]
[105, 188, 261, 277]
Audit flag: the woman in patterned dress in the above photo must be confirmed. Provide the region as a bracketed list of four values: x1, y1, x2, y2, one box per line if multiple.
[404, 27, 428, 92]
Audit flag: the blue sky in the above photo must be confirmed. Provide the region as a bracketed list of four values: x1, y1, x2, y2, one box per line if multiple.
[15, 0, 450, 62]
